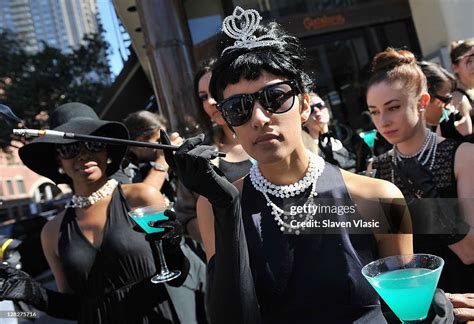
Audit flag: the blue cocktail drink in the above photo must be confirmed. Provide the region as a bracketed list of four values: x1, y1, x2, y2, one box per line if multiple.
[132, 212, 168, 234]
[128, 204, 180, 283]
[362, 254, 444, 322]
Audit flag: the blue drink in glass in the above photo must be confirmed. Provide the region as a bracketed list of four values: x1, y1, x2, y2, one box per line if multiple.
[362, 254, 444, 322]
[128, 204, 180, 283]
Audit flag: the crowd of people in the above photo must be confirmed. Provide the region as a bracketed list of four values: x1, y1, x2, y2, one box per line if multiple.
[0, 5, 473, 324]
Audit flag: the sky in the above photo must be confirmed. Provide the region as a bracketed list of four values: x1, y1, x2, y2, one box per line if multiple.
[97, 0, 129, 77]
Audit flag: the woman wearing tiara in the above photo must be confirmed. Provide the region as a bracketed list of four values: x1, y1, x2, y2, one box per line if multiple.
[0, 103, 189, 323]
[163, 7, 413, 323]
[368, 48, 474, 294]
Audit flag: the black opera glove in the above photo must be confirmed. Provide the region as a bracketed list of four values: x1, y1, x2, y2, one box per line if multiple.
[0, 264, 78, 319]
[391, 157, 438, 198]
[161, 131, 239, 207]
[391, 158, 469, 244]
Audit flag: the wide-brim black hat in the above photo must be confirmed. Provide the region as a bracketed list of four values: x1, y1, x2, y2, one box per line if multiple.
[19, 103, 129, 184]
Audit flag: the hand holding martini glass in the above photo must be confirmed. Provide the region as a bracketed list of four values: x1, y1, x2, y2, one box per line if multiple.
[362, 254, 444, 323]
[128, 204, 181, 283]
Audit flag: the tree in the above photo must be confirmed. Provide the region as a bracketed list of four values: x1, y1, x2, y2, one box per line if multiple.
[0, 22, 112, 127]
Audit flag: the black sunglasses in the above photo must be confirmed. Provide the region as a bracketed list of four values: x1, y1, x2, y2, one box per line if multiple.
[217, 80, 301, 127]
[434, 93, 453, 105]
[55, 141, 107, 159]
[198, 93, 209, 101]
[310, 102, 326, 113]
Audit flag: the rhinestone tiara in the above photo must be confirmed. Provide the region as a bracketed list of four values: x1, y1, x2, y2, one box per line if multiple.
[221, 6, 283, 56]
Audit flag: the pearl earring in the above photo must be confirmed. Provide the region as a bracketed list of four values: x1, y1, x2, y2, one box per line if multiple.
[232, 133, 237, 139]
[107, 158, 112, 164]
[58, 167, 65, 174]
[419, 107, 425, 112]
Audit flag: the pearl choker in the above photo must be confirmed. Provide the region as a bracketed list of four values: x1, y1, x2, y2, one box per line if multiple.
[391, 129, 438, 184]
[250, 151, 325, 234]
[66, 179, 118, 208]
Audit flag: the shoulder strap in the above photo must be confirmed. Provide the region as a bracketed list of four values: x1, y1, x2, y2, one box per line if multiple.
[116, 183, 133, 212]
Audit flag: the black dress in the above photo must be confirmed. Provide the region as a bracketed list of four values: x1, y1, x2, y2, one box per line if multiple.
[373, 139, 474, 293]
[240, 163, 384, 323]
[58, 185, 177, 323]
[434, 111, 465, 142]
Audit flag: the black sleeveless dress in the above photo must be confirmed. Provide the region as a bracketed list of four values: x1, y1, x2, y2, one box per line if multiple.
[241, 163, 384, 323]
[373, 139, 474, 293]
[58, 185, 177, 323]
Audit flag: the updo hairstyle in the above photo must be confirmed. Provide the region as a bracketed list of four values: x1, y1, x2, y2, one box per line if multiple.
[368, 48, 427, 99]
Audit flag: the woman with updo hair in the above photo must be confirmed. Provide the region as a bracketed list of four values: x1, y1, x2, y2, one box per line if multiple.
[368, 48, 474, 294]
[450, 39, 474, 118]
[419, 61, 472, 140]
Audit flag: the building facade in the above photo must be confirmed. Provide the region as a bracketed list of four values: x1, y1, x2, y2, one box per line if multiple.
[110, 0, 473, 135]
[0, 142, 69, 225]
[0, 0, 98, 53]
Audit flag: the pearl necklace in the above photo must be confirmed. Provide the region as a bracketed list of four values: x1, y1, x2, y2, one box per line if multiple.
[391, 130, 438, 184]
[249, 151, 325, 235]
[66, 179, 118, 208]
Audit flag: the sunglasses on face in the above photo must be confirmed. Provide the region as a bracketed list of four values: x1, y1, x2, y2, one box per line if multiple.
[199, 93, 210, 101]
[434, 93, 453, 105]
[55, 141, 107, 159]
[217, 80, 301, 127]
[310, 102, 326, 114]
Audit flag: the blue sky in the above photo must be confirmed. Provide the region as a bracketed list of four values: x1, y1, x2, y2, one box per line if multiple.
[97, 0, 128, 77]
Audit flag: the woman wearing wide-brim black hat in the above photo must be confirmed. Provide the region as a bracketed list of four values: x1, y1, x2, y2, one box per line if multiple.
[18, 102, 129, 185]
[0, 103, 189, 323]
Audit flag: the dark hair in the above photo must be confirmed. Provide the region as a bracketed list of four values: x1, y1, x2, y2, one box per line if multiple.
[418, 61, 456, 99]
[209, 22, 313, 102]
[123, 110, 168, 141]
[368, 48, 427, 98]
[193, 57, 216, 102]
[193, 57, 223, 143]
[450, 38, 474, 63]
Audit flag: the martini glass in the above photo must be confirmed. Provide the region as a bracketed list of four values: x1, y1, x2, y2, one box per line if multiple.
[362, 254, 444, 323]
[128, 204, 181, 283]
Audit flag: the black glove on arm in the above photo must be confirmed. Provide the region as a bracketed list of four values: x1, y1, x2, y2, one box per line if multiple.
[162, 131, 239, 207]
[392, 158, 438, 198]
[0, 264, 78, 319]
[392, 158, 469, 244]
[162, 132, 261, 323]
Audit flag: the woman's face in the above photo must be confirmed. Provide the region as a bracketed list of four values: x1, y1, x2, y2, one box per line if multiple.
[198, 72, 226, 125]
[453, 49, 474, 87]
[305, 95, 330, 130]
[57, 143, 109, 184]
[131, 129, 161, 162]
[367, 81, 423, 145]
[425, 81, 453, 125]
[222, 71, 310, 164]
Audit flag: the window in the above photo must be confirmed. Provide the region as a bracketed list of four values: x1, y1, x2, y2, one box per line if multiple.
[5, 180, 14, 196]
[16, 179, 26, 194]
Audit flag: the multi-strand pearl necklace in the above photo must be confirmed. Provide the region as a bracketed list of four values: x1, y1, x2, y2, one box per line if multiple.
[66, 179, 118, 208]
[391, 129, 438, 183]
[249, 151, 325, 235]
